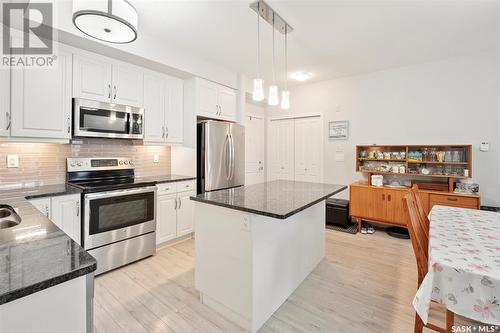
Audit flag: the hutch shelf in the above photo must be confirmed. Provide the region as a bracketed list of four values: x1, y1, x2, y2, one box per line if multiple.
[350, 144, 480, 232]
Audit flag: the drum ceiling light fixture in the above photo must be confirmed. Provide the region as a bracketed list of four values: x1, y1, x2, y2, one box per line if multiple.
[73, 0, 138, 44]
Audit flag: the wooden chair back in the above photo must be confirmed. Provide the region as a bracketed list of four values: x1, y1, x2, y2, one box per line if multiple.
[410, 185, 429, 239]
[403, 194, 429, 282]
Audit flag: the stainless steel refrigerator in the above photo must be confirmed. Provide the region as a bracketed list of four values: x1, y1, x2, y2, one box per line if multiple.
[197, 120, 245, 193]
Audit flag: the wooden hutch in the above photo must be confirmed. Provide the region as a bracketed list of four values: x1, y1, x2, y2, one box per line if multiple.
[350, 144, 480, 231]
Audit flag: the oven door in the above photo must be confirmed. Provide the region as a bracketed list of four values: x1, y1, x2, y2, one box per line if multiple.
[73, 98, 144, 139]
[83, 186, 156, 250]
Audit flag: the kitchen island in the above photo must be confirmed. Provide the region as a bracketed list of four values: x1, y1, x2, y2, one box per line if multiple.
[191, 180, 346, 333]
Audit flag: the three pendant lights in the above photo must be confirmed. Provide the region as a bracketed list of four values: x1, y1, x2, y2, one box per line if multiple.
[251, 1, 291, 109]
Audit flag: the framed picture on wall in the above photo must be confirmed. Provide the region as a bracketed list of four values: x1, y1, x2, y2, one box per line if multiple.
[329, 121, 349, 140]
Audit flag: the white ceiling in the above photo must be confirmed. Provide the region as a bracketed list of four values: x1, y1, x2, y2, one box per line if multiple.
[133, 1, 500, 86]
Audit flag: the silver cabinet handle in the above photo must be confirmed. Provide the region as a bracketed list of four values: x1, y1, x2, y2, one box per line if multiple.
[45, 204, 49, 218]
[165, 126, 169, 139]
[76, 201, 80, 217]
[108, 84, 111, 99]
[162, 126, 165, 139]
[174, 197, 177, 210]
[5, 112, 10, 130]
[67, 116, 71, 133]
[178, 198, 182, 209]
[113, 85, 117, 100]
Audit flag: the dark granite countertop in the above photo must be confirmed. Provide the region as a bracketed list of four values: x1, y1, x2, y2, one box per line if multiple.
[0, 185, 96, 305]
[135, 174, 196, 184]
[191, 180, 347, 219]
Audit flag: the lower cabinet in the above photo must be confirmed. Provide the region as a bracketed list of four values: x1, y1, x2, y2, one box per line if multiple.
[349, 183, 481, 227]
[29, 194, 81, 244]
[156, 181, 196, 245]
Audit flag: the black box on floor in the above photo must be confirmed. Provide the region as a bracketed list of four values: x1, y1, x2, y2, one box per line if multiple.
[326, 198, 349, 228]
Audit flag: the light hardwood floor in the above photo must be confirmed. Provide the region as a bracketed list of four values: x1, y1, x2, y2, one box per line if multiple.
[94, 229, 474, 333]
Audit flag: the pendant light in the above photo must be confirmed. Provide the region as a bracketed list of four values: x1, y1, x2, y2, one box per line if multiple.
[268, 13, 279, 106]
[252, 3, 264, 101]
[280, 25, 290, 110]
[73, 0, 138, 44]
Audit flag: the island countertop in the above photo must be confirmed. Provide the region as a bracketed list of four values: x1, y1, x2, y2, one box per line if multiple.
[190, 180, 347, 219]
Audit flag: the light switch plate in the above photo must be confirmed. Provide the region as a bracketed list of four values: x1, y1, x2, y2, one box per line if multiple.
[153, 154, 159, 163]
[7, 155, 19, 168]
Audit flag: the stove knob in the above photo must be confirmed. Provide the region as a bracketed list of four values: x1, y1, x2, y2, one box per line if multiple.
[119, 160, 124, 165]
[124, 160, 129, 165]
[129, 160, 134, 166]
[77, 162, 83, 167]
[70, 162, 76, 167]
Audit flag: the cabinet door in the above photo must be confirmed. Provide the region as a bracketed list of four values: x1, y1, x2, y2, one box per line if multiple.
[73, 52, 112, 102]
[28, 198, 51, 218]
[0, 60, 9, 137]
[165, 76, 184, 143]
[384, 189, 408, 226]
[51, 194, 81, 244]
[143, 72, 165, 144]
[217, 86, 237, 120]
[198, 79, 218, 117]
[349, 186, 385, 221]
[157, 194, 178, 244]
[112, 62, 143, 107]
[11, 47, 72, 139]
[176, 190, 195, 237]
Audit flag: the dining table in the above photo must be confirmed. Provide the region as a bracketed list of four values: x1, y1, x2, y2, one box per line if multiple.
[413, 205, 500, 326]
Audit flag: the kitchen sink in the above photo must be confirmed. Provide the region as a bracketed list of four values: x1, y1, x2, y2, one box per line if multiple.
[0, 205, 21, 229]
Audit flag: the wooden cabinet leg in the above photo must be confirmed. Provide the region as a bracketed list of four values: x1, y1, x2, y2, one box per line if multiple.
[446, 309, 454, 333]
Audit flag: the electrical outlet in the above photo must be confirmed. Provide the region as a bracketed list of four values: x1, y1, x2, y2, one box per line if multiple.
[7, 155, 19, 168]
[153, 154, 159, 163]
[241, 216, 251, 232]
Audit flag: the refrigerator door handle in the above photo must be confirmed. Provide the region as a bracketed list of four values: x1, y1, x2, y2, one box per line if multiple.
[225, 133, 231, 180]
[229, 133, 235, 180]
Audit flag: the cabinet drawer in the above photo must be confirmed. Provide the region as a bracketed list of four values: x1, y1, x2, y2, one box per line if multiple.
[157, 183, 177, 195]
[176, 180, 196, 193]
[429, 194, 479, 209]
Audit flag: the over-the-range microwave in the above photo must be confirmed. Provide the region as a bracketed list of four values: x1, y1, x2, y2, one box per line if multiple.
[73, 98, 144, 140]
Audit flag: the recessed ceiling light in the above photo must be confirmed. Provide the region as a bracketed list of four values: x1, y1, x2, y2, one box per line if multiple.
[291, 71, 312, 82]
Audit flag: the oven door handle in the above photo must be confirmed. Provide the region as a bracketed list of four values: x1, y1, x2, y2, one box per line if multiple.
[84, 186, 157, 200]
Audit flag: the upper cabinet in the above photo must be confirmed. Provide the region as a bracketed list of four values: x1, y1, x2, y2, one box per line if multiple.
[143, 71, 183, 145]
[73, 51, 143, 107]
[193, 78, 237, 121]
[10, 45, 73, 140]
[0, 38, 9, 137]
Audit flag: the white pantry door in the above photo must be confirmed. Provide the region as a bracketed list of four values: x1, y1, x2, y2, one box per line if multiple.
[244, 115, 265, 185]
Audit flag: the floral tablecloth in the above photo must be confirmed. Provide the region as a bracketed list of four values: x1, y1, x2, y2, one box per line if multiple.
[413, 205, 500, 325]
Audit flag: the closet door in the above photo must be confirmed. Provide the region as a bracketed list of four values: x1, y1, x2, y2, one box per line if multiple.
[294, 118, 308, 181]
[303, 116, 322, 182]
[268, 119, 294, 181]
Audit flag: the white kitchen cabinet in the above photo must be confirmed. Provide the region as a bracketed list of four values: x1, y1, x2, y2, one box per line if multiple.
[0, 64, 9, 137]
[143, 71, 183, 145]
[176, 190, 195, 237]
[73, 51, 143, 107]
[111, 62, 143, 107]
[29, 195, 81, 245]
[72, 52, 113, 103]
[156, 180, 196, 246]
[10, 46, 72, 140]
[192, 78, 237, 121]
[29, 197, 51, 218]
[51, 194, 81, 244]
[156, 193, 178, 244]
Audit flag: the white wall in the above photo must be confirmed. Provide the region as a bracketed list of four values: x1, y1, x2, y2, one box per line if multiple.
[268, 51, 500, 206]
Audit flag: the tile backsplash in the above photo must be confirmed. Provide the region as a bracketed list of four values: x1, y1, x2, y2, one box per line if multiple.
[0, 139, 171, 189]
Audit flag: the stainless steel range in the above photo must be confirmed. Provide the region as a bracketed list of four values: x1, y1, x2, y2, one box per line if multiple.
[67, 157, 156, 275]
